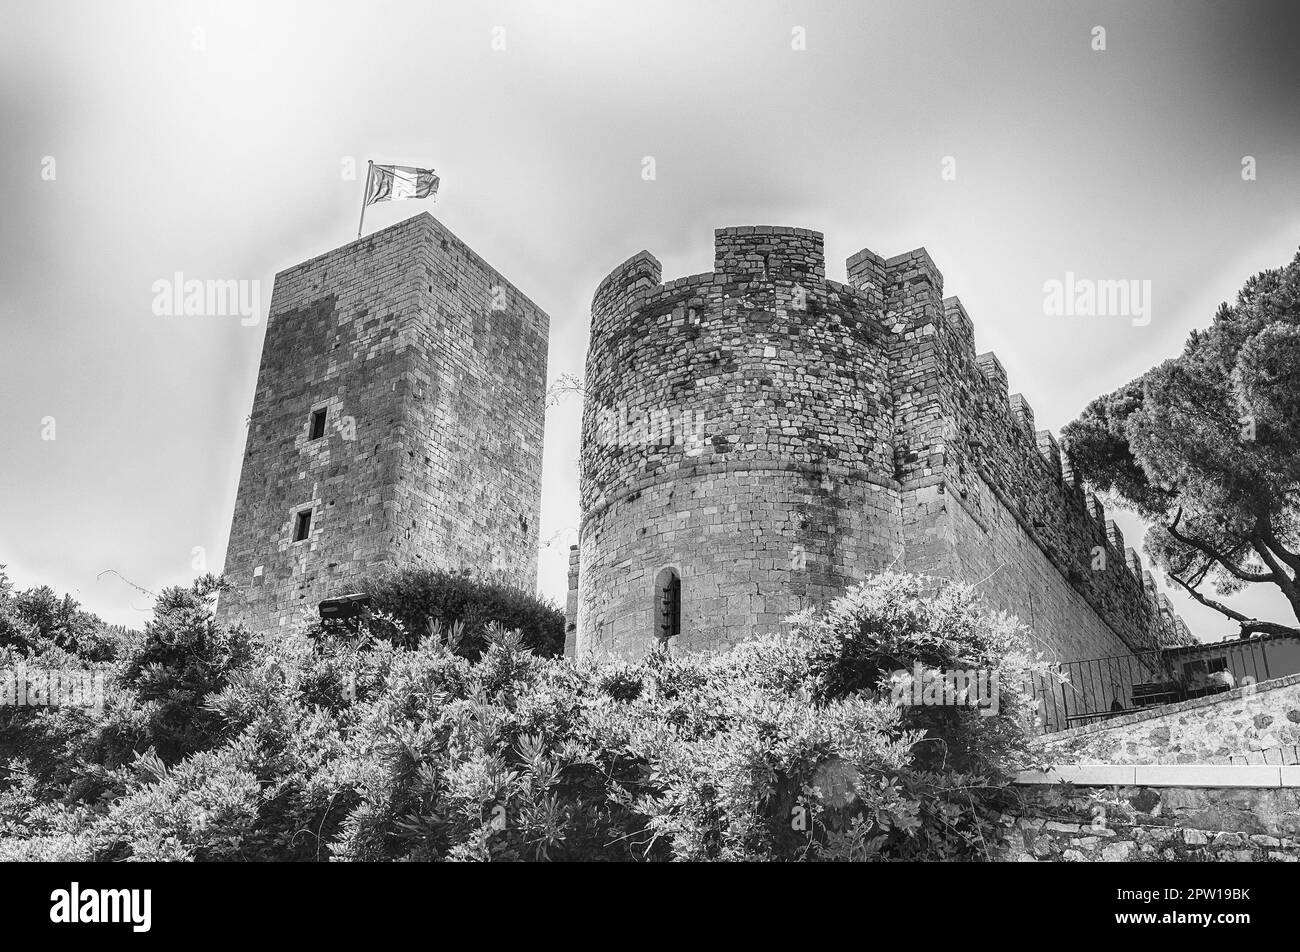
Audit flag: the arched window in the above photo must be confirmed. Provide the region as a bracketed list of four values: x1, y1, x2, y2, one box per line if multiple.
[654, 567, 681, 641]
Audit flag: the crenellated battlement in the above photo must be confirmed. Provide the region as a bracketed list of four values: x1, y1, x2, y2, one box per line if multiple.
[865, 233, 1195, 652]
[590, 250, 664, 335]
[591, 226, 875, 339]
[575, 225, 1195, 662]
[713, 225, 827, 284]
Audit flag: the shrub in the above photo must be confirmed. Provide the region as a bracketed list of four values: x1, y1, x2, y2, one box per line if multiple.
[0, 573, 255, 809]
[0, 571, 1045, 861]
[361, 568, 565, 659]
[116, 574, 256, 762]
[0, 569, 119, 662]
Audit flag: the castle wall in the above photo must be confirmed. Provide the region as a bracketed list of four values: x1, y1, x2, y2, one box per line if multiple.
[575, 224, 1194, 665]
[217, 214, 547, 633]
[904, 480, 1158, 727]
[847, 244, 1191, 657]
[578, 464, 901, 658]
[576, 228, 902, 658]
[394, 216, 548, 585]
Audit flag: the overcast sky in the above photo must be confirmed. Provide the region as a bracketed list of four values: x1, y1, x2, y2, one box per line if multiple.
[2, 0, 1298, 642]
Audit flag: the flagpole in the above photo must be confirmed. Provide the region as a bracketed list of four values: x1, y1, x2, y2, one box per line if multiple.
[357, 160, 373, 240]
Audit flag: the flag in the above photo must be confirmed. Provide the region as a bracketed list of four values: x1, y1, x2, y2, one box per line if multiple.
[364, 164, 439, 206]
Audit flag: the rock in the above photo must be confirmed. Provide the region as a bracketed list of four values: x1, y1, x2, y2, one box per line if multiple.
[1213, 832, 1243, 847]
[1045, 821, 1079, 833]
[1101, 842, 1136, 862]
[1184, 829, 1209, 845]
[1062, 849, 1087, 862]
[999, 840, 1032, 862]
[1269, 851, 1298, 862]
[1250, 834, 1281, 848]
[1074, 836, 1099, 849]
[1254, 714, 1275, 729]
[1130, 789, 1161, 814]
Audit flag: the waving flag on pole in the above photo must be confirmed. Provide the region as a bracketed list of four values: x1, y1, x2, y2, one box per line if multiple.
[357, 162, 439, 238]
[366, 164, 439, 204]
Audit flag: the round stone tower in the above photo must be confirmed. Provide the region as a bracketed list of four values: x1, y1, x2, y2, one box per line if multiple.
[576, 226, 903, 659]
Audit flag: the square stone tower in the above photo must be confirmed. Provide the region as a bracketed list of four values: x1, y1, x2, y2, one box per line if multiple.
[216, 213, 548, 633]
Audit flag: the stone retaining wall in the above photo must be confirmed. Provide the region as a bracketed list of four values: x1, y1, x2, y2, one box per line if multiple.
[1035, 674, 1300, 765]
[1002, 783, 1300, 862]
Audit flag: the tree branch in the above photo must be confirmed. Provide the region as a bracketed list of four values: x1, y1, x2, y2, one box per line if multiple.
[1167, 571, 1250, 622]
[1167, 571, 1300, 638]
[1166, 509, 1274, 583]
[1256, 519, 1300, 573]
[1238, 620, 1300, 638]
[1251, 537, 1299, 597]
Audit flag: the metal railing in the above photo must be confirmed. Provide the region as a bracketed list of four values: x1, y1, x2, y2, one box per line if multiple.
[1030, 639, 1276, 734]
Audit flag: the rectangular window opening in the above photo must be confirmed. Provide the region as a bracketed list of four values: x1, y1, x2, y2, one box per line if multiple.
[293, 509, 312, 542]
[309, 408, 328, 440]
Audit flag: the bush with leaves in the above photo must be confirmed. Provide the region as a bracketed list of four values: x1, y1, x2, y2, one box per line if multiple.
[0, 570, 1048, 861]
[361, 567, 565, 659]
[0, 573, 255, 814]
[0, 566, 120, 662]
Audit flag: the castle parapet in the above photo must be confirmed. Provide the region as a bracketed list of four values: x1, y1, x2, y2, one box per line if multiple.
[591, 250, 662, 330]
[713, 226, 826, 284]
[976, 352, 1009, 395]
[1036, 430, 1062, 481]
[1010, 393, 1035, 437]
[867, 236, 1194, 653]
[943, 297, 975, 349]
[575, 223, 1195, 661]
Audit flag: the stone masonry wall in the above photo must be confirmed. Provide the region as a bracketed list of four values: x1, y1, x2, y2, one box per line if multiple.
[1035, 674, 1300, 765]
[574, 228, 1190, 660]
[577, 228, 901, 658]
[905, 480, 1151, 730]
[394, 215, 548, 584]
[575, 225, 1192, 662]
[845, 245, 1191, 657]
[578, 465, 902, 657]
[1001, 785, 1300, 861]
[218, 214, 547, 633]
